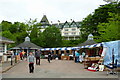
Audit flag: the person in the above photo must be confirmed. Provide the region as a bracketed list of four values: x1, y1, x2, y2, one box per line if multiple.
[24, 52, 27, 61]
[79, 53, 83, 63]
[28, 52, 35, 73]
[22, 51, 26, 60]
[82, 51, 86, 58]
[20, 52, 23, 60]
[75, 50, 80, 63]
[50, 51, 53, 60]
[35, 49, 41, 65]
[48, 51, 51, 63]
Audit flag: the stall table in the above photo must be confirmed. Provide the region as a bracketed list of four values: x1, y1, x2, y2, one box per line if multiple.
[61, 56, 70, 60]
[84, 57, 100, 69]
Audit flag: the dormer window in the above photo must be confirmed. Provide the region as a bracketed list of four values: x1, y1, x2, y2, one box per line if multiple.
[64, 21, 69, 28]
[71, 21, 77, 28]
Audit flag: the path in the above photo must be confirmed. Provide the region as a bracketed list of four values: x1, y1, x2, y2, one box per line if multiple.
[2, 59, 118, 78]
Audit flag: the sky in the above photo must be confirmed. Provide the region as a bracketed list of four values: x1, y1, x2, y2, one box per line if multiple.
[0, 0, 107, 23]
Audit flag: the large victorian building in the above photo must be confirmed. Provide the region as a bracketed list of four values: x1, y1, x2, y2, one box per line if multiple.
[39, 15, 81, 40]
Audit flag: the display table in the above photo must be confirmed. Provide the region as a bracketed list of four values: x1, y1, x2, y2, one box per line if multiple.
[84, 57, 100, 69]
[61, 56, 70, 60]
[88, 57, 100, 61]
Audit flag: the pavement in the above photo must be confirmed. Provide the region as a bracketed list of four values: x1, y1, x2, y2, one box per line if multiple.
[1, 60, 20, 73]
[2, 59, 119, 78]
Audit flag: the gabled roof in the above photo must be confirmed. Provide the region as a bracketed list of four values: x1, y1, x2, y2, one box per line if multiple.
[0, 36, 15, 44]
[52, 23, 64, 29]
[70, 20, 78, 28]
[62, 21, 70, 28]
[40, 15, 50, 25]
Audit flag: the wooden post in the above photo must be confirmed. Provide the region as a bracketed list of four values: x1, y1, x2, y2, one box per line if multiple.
[59, 50, 61, 54]
[70, 50, 72, 54]
[64, 50, 66, 55]
[54, 50, 56, 54]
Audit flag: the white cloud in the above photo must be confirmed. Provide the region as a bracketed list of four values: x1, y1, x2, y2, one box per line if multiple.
[0, 0, 107, 23]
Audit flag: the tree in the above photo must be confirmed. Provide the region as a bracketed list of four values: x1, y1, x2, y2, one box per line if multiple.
[0, 31, 14, 40]
[0, 21, 12, 32]
[30, 25, 39, 45]
[80, 2, 119, 42]
[43, 26, 62, 48]
[96, 13, 120, 42]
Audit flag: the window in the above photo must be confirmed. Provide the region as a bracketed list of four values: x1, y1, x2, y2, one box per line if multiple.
[71, 23, 77, 27]
[72, 29, 76, 31]
[64, 33, 68, 35]
[0, 43, 4, 53]
[64, 23, 69, 28]
[65, 29, 69, 31]
[71, 32, 76, 35]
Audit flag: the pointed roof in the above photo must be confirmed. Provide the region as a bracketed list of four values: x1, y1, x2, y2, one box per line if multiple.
[40, 15, 50, 25]
[11, 37, 42, 49]
[62, 21, 70, 28]
[14, 41, 42, 49]
[77, 40, 97, 46]
[77, 34, 97, 46]
[70, 20, 78, 28]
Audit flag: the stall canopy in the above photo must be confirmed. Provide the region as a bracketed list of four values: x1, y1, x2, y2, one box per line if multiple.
[40, 47, 75, 51]
[40, 43, 102, 51]
[103, 40, 120, 66]
[83, 43, 102, 48]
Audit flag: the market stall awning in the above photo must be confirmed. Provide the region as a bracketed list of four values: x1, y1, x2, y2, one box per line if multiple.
[83, 43, 102, 48]
[77, 43, 102, 49]
[40, 43, 102, 51]
[40, 47, 78, 51]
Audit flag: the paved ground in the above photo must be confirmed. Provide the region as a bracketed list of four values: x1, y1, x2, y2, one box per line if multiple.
[2, 59, 119, 78]
[1, 60, 19, 73]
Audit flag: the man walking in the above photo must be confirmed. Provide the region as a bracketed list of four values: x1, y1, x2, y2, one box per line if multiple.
[35, 49, 41, 65]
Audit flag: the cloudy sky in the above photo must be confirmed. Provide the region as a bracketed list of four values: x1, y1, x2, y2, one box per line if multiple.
[0, 0, 107, 23]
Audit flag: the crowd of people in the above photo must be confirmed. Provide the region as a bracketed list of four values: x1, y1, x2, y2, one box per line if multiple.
[7, 49, 52, 73]
[8, 49, 86, 73]
[74, 50, 86, 63]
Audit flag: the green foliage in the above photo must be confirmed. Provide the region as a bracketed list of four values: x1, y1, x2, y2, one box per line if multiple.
[80, 3, 119, 41]
[0, 31, 14, 40]
[1, 2, 120, 48]
[96, 12, 120, 42]
[43, 26, 62, 48]
[62, 39, 84, 47]
[1, 21, 12, 32]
